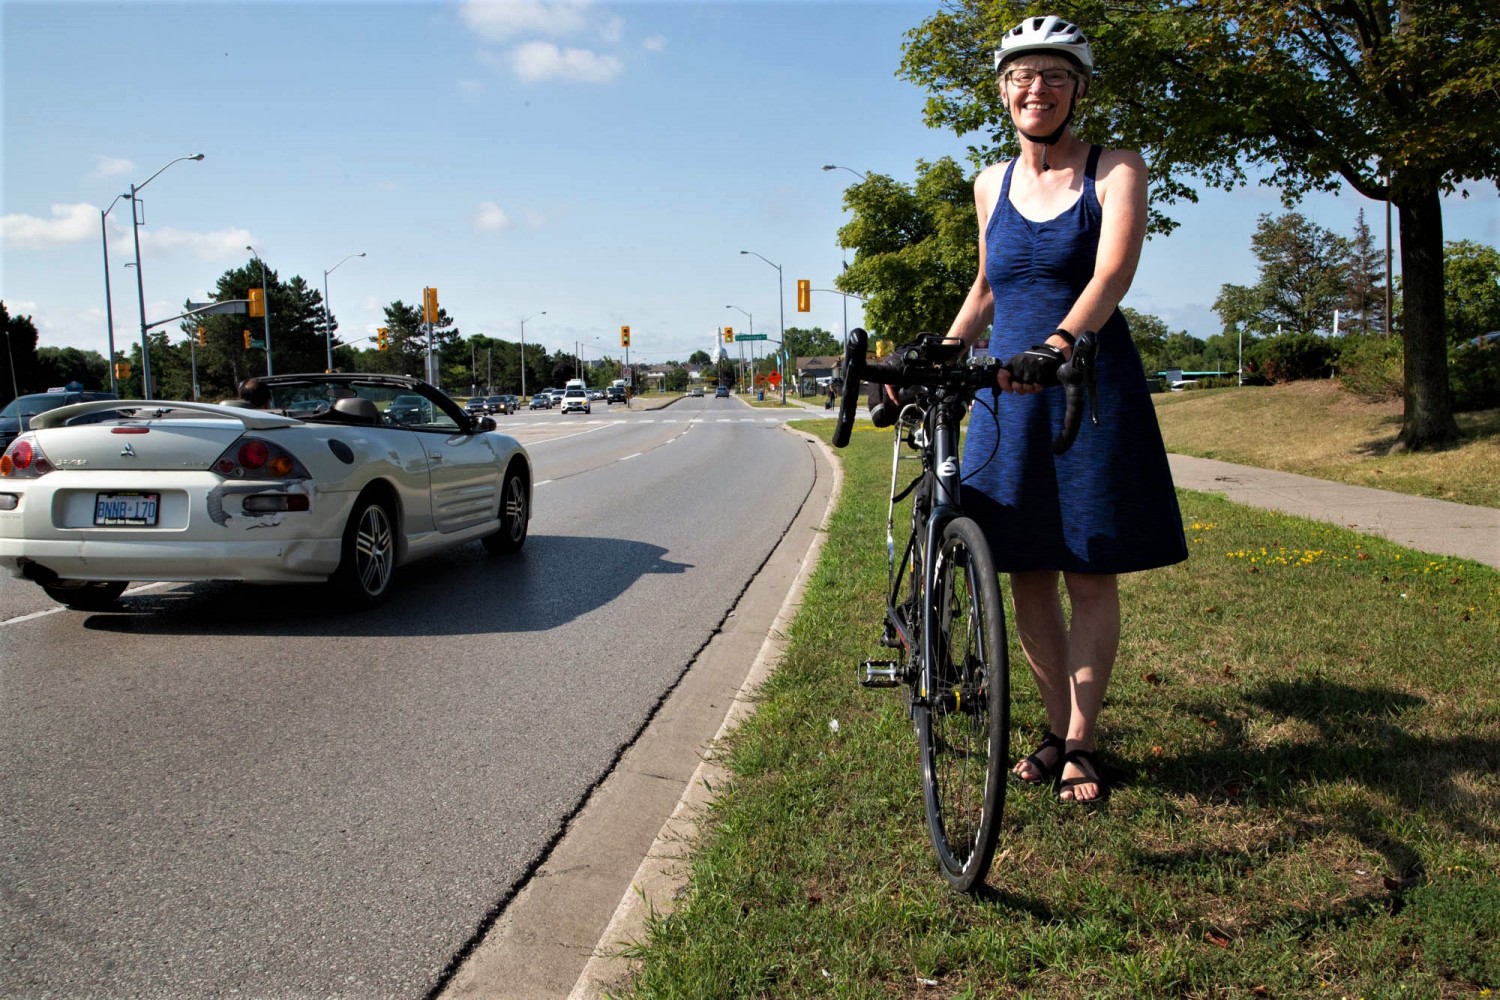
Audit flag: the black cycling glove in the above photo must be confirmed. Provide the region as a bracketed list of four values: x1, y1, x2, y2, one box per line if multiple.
[1006, 344, 1066, 386]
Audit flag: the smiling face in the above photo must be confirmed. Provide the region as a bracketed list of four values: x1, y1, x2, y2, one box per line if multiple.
[999, 53, 1084, 137]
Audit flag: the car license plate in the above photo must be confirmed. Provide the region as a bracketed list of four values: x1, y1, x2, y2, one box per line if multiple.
[94, 492, 160, 527]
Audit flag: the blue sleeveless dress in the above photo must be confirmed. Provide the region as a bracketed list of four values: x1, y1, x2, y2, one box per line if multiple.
[960, 145, 1188, 575]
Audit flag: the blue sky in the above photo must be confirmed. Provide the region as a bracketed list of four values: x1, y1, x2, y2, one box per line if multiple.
[3, 0, 1497, 370]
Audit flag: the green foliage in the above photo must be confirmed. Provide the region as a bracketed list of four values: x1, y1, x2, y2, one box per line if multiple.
[0, 301, 43, 403]
[836, 157, 976, 339]
[1450, 341, 1500, 412]
[1215, 212, 1359, 339]
[1444, 239, 1500, 348]
[1251, 332, 1334, 382]
[34, 347, 109, 392]
[662, 366, 689, 392]
[782, 326, 839, 359]
[1336, 334, 1404, 402]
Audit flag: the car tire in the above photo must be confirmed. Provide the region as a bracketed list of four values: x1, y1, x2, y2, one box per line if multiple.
[483, 464, 529, 555]
[42, 580, 129, 610]
[331, 493, 396, 608]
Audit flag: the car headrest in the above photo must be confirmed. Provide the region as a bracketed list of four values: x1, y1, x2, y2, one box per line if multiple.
[332, 397, 381, 423]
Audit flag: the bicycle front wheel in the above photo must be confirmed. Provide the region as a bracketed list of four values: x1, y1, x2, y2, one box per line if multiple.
[916, 515, 1009, 892]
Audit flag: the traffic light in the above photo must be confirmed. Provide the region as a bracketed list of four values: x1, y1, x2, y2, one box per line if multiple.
[114, 362, 132, 380]
[724, 327, 734, 344]
[796, 279, 811, 312]
[377, 327, 390, 352]
[196, 327, 206, 347]
[423, 287, 438, 325]
[248, 287, 265, 318]
[621, 325, 631, 348]
[243, 330, 253, 349]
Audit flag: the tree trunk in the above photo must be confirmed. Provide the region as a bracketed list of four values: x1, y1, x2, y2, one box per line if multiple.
[1394, 181, 1459, 452]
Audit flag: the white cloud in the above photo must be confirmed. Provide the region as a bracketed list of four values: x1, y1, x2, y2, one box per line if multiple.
[511, 41, 622, 83]
[475, 201, 511, 231]
[94, 156, 133, 178]
[1, 203, 100, 247]
[459, 0, 591, 42]
[642, 34, 666, 53]
[135, 225, 256, 261]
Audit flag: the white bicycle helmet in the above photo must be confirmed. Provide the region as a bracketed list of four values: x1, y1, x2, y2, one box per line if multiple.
[993, 15, 1094, 74]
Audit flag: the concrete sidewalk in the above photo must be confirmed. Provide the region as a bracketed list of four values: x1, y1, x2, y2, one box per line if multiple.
[1168, 454, 1500, 570]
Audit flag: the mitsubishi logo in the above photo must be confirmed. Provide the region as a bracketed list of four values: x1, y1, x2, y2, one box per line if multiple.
[120, 443, 136, 458]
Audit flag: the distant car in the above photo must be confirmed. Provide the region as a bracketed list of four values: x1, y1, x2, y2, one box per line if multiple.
[689, 387, 704, 398]
[0, 373, 531, 610]
[605, 385, 627, 404]
[549, 389, 567, 406]
[586, 389, 603, 401]
[386, 393, 430, 424]
[1, 388, 120, 453]
[485, 394, 512, 415]
[529, 394, 552, 410]
[464, 397, 488, 417]
[560, 388, 591, 414]
[714, 385, 730, 398]
[498, 394, 519, 413]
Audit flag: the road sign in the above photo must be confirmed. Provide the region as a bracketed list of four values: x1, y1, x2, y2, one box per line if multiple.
[735, 333, 768, 341]
[768, 371, 782, 387]
[187, 300, 249, 316]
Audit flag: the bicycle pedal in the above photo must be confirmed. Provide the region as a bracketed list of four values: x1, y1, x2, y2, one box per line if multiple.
[859, 660, 901, 688]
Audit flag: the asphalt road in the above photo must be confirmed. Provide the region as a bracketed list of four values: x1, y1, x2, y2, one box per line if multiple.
[0, 395, 822, 998]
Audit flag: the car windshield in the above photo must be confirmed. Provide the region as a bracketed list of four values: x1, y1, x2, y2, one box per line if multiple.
[1, 393, 74, 420]
[259, 380, 461, 431]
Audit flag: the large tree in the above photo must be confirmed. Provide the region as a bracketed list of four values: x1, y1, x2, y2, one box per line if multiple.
[901, 1, 1498, 451]
[835, 157, 978, 339]
[0, 301, 42, 404]
[1217, 212, 1355, 338]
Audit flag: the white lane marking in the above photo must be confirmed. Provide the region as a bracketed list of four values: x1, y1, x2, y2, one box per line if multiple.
[620, 452, 642, 461]
[2, 607, 63, 626]
[535, 479, 554, 487]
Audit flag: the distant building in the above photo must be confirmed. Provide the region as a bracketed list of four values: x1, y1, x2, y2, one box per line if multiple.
[797, 355, 842, 396]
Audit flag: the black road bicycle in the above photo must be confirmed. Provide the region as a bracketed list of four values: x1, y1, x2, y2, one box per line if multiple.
[831, 328, 1099, 891]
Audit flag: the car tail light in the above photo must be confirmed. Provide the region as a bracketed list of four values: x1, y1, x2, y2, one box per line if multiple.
[0, 436, 54, 479]
[211, 436, 310, 480]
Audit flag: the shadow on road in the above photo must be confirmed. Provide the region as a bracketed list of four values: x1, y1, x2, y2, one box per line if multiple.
[79, 534, 692, 638]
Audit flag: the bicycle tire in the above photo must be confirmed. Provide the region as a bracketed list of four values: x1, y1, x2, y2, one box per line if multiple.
[915, 515, 1009, 892]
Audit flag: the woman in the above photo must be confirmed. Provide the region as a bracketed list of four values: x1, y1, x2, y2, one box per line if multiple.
[944, 15, 1188, 803]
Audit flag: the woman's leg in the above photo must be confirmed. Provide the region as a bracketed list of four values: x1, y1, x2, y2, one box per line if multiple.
[1009, 570, 1070, 780]
[1008, 571, 1121, 798]
[1056, 572, 1121, 801]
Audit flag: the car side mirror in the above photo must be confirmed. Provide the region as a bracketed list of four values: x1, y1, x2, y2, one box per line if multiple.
[473, 415, 497, 433]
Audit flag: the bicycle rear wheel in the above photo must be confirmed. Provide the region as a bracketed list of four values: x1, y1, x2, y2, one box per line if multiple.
[916, 515, 1009, 892]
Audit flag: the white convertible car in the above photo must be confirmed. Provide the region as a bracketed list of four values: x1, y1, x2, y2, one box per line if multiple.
[0, 373, 532, 610]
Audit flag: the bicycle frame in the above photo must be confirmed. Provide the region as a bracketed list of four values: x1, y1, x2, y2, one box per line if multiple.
[880, 385, 972, 704]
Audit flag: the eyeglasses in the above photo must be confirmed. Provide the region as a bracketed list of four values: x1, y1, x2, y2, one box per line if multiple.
[1003, 68, 1076, 89]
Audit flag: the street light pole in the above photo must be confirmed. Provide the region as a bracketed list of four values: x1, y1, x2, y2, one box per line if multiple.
[246, 246, 273, 376]
[519, 311, 545, 399]
[821, 164, 869, 343]
[322, 251, 365, 372]
[99, 193, 130, 395]
[739, 250, 785, 402]
[127, 153, 204, 400]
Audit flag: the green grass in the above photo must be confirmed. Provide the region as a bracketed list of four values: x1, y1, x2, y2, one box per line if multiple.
[1155, 382, 1500, 508]
[616, 418, 1500, 999]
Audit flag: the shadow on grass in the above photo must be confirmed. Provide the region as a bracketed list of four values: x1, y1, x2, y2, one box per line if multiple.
[1133, 675, 1497, 893]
